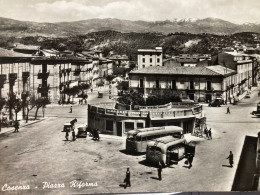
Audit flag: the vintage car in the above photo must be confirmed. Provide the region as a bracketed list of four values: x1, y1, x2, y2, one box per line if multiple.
[208, 98, 224, 107]
[77, 126, 88, 138]
[63, 123, 72, 132]
[251, 102, 260, 117]
[98, 92, 103, 98]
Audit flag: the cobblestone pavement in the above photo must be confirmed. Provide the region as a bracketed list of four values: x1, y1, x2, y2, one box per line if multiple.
[0, 87, 259, 194]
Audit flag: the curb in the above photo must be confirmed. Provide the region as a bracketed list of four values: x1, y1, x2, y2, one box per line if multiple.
[0, 118, 46, 135]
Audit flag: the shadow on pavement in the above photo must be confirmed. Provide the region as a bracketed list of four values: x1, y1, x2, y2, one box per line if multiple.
[150, 176, 160, 180]
[222, 165, 232, 168]
[119, 149, 144, 156]
[138, 159, 158, 168]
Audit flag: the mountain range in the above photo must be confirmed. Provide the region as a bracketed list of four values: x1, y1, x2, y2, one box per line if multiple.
[1, 17, 260, 37]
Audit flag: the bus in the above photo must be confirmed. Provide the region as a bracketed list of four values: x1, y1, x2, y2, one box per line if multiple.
[126, 126, 184, 153]
[146, 136, 195, 166]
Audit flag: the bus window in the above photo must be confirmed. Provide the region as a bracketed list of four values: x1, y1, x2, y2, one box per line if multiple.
[150, 146, 162, 152]
[127, 134, 135, 141]
[136, 136, 142, 142]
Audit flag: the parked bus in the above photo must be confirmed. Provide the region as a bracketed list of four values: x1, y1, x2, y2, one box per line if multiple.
[146, 136, 195, 166]
[126, 126, 184, 153]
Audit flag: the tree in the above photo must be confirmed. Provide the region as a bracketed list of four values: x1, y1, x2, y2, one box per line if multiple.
[24, 95, 37, 123]
[6, 93, 23, 122]
[0, 98, 6, 132]
[34, 97, 50, 120]
[105, 75, 115, 83]
[117, 81, 129, 91]
[63, 86, 80, 103]
[78, 83, 90, 100]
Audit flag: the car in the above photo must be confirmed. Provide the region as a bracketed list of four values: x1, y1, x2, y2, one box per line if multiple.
[77, 126, 87, 138]
[208, 98, 224, 107]
[245, 92, 251, 98]
[98, 92, 103, 98]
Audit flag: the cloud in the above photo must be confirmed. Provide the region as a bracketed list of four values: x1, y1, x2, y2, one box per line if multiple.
[0, 0, 260, 24]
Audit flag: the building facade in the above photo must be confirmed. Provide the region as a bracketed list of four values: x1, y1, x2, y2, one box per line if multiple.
[129, 65, 236, 103]
[88, 102, 203, 136]
[137, 47, 163, 69]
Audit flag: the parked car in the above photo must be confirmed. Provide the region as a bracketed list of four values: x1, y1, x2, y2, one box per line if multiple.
[98, 92, 103, 98]
[77, 126, 87, 138]
[208, 98, 224, 107]
[245, 92, 251, 98]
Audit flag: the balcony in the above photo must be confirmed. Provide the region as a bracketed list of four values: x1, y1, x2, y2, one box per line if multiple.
[38, 71, 50, 80]
[9, 73, 17, 81]
[66, 68, 71, 75]
[37, 84, 50, 94]
[187, 87, 195, 93]
[0, 74, 6, 88]
[74, 68, 81, 76]
[22, 72, 30, 79]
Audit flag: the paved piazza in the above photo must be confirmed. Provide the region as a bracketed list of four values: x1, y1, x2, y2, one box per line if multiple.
[0, 89, 260, 194]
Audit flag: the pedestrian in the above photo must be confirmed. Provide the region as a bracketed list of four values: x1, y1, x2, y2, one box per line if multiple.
[96, 128, 100, 141]
[157, 163, 162, 181]
[227, 107, 230, 114]
[65, 131, 69, 141]
[188, 154, 194, 169]
[204, 126, 209, 139]
[226, 151, 234, 167]
[84, 99, 87, 104]
[72, 130, 76, 141]
[124, 168, 131, 189]
[79, 99, 80, 104]
[14, 120, 20, 133]
[70, 106, 72, 113]
[208, 128, 212, 140]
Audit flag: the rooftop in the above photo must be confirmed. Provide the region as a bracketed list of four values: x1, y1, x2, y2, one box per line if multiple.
[130, 65, 234, 77]
[0, 48, 32, 58]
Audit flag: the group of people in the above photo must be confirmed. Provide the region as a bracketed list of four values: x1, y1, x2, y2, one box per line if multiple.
[204, 126, 212, 140]
[92, 128, 100, 141]
[123, 151, 233, 188]
[79, 99, 87, 105]
[65, 118, 77, 141]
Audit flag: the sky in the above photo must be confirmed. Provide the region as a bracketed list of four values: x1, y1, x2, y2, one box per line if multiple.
[0, 0, 260, 24]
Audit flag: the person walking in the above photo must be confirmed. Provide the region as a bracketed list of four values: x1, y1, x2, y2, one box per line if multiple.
[14, 120, 20, 133]
[208, 128, 212, 140]
[96, 128, 100, 141]
[70, 106, 72, 113]
[188, 154, 194, 169]
[227, 107, 231, 114]
[204, 126, 209, 139]
[124, 168, 131, 189]
[226, 151, 234, 167]
[72, 130, 76, 141]
[65, 131, 69, 141]
[157, 163, 162, 181]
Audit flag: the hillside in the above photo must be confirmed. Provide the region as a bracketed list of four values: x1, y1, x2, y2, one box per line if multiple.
[1, 17, 260, 37]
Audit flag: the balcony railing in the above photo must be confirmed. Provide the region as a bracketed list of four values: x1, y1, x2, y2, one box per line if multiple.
[0, 74, 7, 88]
[74, 68, 81, 76]
[22, 72, 30, 79]
[38, 71, 50, 80]
[37, 84, 50, 94]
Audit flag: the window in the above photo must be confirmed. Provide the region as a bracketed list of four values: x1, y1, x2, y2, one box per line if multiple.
[157, 58, 160, 63]
[156, 80, 160, 88]
[142, 65, 145, 68]
[190, 81, 194, 89]
[125, 122, 134, 132]
[207, 81, 211, 90]
[172, 80, 176, 89]
[137, 123, 143, 128]
[150, 64, 152, 66]
[140, 79, 144, 88]
[150, 58, 152, 63]
[106, 120, 113, 131]
[142, 58, 145, 63]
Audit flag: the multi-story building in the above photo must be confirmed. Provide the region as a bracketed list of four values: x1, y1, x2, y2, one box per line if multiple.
[137, 47, 163, 69]
[129, 65, 236, 103]
[212, 52, 254, 95]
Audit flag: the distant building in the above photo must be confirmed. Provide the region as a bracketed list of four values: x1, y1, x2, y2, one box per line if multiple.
[137, 47, 163, 69]
[174, 54, 211, 67]
[129, 65, 236, 102]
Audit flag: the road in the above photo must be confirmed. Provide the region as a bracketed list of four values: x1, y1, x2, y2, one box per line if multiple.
[0, 87, 259, 194]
